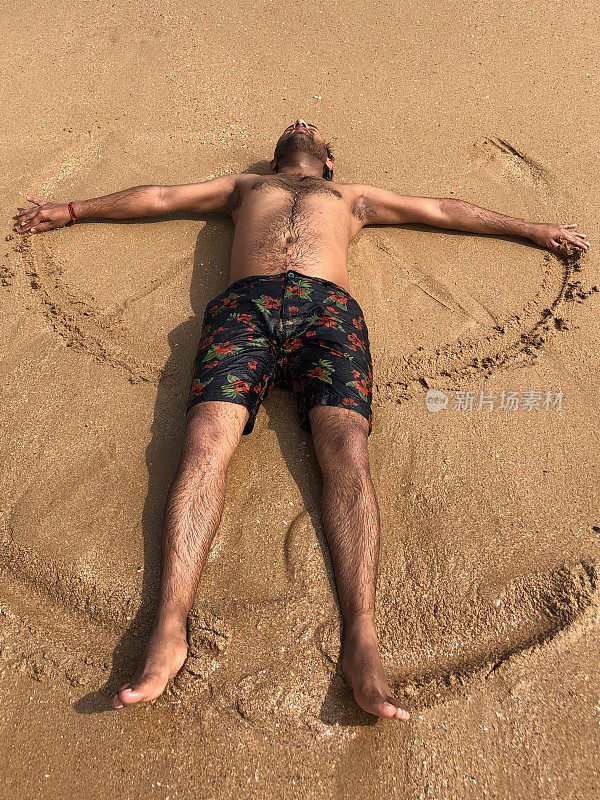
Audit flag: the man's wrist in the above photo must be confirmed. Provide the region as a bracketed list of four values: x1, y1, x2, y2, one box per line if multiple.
[522, 221, 540, 240]
[70, 200, 87, 219]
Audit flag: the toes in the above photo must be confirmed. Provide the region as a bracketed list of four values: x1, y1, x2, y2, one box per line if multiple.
[379, 700, 399, 718]
[354, 686, 411, 720]
[393, 704, 411, 721]
[383, 696, 410, 720]
[112, 684, 144, 709]
[111, 676, 169, 709]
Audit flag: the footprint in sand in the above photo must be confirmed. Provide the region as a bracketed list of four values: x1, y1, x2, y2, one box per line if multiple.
[471, 135, 553, 189]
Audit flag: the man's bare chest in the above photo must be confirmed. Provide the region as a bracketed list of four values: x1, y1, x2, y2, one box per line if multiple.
[232, 176, 349, 229]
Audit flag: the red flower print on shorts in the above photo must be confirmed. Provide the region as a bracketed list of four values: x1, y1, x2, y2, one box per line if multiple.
[307, 365, 327, 380]
[215, 342, 236, 354]
[284, 337, 303, 352]
[263, 297, 281, 309]
[318, 316, 339, 328]
[347, 332, 365, 351]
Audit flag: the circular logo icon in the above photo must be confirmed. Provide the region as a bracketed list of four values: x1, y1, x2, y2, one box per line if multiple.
[425, 388, 448, 413]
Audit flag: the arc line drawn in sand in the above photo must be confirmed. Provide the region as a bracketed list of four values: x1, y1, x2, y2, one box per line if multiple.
[470, 135, 554, 188]
[14, 234, 180, 385]
[370, 233, 586, 405]
[313, 559, 598, 713]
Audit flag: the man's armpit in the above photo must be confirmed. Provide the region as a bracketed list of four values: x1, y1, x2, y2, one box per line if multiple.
[348, 186, 377, 225]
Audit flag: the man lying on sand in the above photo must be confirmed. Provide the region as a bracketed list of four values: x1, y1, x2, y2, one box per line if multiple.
[15, 118, 589, 720]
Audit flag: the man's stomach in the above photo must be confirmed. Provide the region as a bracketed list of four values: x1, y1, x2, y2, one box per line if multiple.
[228, 245, 352, 293]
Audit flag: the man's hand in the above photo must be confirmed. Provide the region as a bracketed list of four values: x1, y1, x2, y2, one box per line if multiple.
[528, 222, 590, 255]
[14, 196, 72, 234]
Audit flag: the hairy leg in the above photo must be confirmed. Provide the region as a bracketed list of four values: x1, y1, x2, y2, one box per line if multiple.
[309, 405, 409, 721]
[112, 401, 249, 708]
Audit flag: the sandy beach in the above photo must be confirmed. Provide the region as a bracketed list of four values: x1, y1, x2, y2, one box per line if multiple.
[1, 0, 599, 797]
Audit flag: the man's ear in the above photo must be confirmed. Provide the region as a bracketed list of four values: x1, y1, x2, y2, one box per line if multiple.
[269, 158, 278, 174]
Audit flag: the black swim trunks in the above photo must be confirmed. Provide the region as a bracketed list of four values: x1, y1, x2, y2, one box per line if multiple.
[187, 269, 374, 436]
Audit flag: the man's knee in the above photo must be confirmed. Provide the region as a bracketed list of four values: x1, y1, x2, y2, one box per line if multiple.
[309, 405, 370, 474]
[181, 401, 249, 470]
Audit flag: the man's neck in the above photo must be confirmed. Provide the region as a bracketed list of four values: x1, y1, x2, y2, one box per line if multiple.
[277, 159, 324, 179]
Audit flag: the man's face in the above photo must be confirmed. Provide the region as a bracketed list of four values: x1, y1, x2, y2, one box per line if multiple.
[272, 118, 332, 174]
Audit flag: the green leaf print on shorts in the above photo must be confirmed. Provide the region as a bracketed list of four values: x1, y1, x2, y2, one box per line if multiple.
[306, 359, 335, 385]
[221, 374, 252, 398]
[285, 278, 316, 301]
[201, 341, 243, 363]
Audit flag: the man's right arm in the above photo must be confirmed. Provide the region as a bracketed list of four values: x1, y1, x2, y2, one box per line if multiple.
[15, 174, 242, 235]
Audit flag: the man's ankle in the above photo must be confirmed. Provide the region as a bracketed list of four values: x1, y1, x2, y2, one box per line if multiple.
[343, 610, 377, 639]
[153, 605, 189, 637]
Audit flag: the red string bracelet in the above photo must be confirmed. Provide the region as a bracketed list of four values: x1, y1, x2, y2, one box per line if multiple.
[67, 202, 78, 224]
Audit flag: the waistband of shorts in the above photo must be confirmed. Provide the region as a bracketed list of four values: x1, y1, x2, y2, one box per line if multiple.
[222, 270, 354, 299]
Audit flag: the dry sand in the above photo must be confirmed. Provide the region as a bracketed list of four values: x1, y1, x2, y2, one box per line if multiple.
[1, 0, 599, 797]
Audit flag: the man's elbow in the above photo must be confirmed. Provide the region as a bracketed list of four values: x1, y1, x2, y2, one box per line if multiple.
[155, 185, 171, 214]
[435, 197, 474, 228]
[431, 197, 458, 228]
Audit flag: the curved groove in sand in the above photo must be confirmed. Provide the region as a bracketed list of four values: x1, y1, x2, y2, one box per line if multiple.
[372, 235, 583, 404]
[17, 235, 175, 385]
[389, 559, 598, 710]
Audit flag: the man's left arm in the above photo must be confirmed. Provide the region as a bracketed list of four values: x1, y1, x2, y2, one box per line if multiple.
[354, 185, 590, 255]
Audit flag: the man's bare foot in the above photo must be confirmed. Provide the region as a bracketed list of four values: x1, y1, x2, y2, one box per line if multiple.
[112, 622, 189, 709]
[341, 616, 410, 721]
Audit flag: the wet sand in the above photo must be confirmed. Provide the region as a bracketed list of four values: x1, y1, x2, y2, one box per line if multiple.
[1, 0, 599, 797]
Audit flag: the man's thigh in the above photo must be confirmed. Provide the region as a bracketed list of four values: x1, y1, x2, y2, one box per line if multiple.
[187, 297, 279, 437]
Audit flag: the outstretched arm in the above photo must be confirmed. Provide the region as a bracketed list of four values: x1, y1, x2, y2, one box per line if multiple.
[15, 174, 241, 235]
[353, 185, 590, 255]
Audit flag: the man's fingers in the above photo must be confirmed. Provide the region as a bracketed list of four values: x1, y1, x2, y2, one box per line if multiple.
[566, 233, 590, 250]
[29, 221, 53, 234]
[17, 214, 40, 233]
[16, 216, 36, 231]
[26, 195, 43, 206]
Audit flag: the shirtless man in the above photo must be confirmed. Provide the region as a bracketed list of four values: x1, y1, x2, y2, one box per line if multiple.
[15, 118, 589, 721]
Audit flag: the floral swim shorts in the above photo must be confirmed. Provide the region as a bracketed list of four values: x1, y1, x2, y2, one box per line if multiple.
[187, 269, 374, 436]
